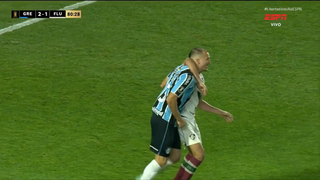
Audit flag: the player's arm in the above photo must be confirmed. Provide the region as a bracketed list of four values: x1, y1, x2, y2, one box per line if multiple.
[167, 93, 185, 127]
[197, 99, 224, 114]
[197, 99, 233, 122]
[160, 72, 171, 88]
[183, 58, 207, 96]
[160, 76, 168, 88]
[183, 58, 201, 83]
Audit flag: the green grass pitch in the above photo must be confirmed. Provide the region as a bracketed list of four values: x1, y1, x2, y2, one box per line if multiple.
[0, 1, 319, 180]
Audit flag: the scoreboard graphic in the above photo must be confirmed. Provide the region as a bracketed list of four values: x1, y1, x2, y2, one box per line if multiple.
[11, 10, 81, 18]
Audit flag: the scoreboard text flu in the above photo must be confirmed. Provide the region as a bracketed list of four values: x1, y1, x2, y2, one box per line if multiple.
[11, 10, 81, 18]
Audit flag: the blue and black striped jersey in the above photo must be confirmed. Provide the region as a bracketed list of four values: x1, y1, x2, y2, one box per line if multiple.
[152, 64, 197, 122]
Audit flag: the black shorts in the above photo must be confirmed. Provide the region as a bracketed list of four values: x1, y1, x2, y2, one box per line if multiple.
[149, 112, 181, 157]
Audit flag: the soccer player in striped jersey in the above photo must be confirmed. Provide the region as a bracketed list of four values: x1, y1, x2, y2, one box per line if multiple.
[137, 48, 210, 180]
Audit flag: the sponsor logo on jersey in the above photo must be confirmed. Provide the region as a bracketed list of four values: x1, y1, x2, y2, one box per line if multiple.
[152, 107, 164, 116]
[178, 86, 185, 93]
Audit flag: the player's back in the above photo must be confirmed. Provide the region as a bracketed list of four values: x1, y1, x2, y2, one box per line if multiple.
[152, 64, 196, 122]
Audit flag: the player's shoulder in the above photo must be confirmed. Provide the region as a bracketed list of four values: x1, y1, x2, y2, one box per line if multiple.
[178, 64, 192, 75]
[174, 64, 190, 73]
[171, 64, 193, 77]
[179, 71, 196, 85]
[172, 64, 196, 81]
[182, 72, 195, 80]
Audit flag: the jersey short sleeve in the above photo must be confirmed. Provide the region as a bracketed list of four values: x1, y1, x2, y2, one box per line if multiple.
[170, 73, 196, 97]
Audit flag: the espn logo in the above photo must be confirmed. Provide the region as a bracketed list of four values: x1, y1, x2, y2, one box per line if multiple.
[265, 14, 287, 20]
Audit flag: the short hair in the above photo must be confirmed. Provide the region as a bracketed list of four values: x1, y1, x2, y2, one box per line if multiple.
[188, 48, 207, 59]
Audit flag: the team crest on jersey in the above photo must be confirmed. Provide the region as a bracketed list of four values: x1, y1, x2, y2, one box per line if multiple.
[166, 147, 171, 154]
[190, 134, 196, 140]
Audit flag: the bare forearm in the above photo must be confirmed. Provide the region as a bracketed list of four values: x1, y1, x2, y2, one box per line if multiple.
[167, 99, 183, 122]
[183, 58, 202, 83]
[160, 76, 168, 88]
[198, 99, 224, 115]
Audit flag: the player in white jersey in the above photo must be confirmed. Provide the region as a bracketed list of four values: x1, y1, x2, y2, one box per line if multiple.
[174, 75, 233, 180]
[179, 73, 205, 148]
